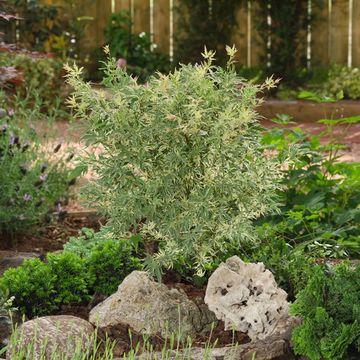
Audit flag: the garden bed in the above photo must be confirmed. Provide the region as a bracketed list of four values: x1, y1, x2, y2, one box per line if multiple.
[259, 99, 360, 123]
[1, 46, 360, 359]
[0, 211, 103, 254]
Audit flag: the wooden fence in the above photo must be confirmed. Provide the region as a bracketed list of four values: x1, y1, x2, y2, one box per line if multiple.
[45, 0, 360, 67]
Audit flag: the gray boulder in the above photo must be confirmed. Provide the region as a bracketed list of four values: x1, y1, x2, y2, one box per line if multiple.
[130, 347, 229, 360]
[0, 251, 40, 276]
[120, 336, 296, 360]
[89, 271, 216, 339]
[223, 331, 297, 360]
[6, 315, 95, 360]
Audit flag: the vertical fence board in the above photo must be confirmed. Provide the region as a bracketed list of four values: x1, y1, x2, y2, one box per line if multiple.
[231, 5, 248, 66]
[352, 0, 360, 66]
[82, 0, 99, 54]
[329, 0, 348, 64]
[30, 1, 360, 69]
[172, 0, 187, 60]
[115, 0, 131, 12]
[312, 2, 330, 66]
[154, 0, 170, 55]
[95, 0, 112, 47]
[133, 0, 150, 34]
[250, 1, 263, 67]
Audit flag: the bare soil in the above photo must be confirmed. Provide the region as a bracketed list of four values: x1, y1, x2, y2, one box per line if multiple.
[0, 212, 104, 253]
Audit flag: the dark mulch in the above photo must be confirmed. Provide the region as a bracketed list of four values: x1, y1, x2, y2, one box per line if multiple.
[0, 211, 104, 253]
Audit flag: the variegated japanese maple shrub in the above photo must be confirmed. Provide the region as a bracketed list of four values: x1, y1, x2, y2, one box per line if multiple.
[65, 46, 284, 279]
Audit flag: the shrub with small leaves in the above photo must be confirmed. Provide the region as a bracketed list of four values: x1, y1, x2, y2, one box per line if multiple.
[0, 258, 56, 317]
[66, 46, 284, 277]
[85, 238, 142, 295]
[0, 252, 91, 318]
[47, 252, 91, 305]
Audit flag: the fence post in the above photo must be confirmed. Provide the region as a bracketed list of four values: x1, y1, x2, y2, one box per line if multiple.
[329, 0, 349, 65]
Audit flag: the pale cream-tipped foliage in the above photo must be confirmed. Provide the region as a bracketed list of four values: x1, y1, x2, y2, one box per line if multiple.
[65, 48, 284, 277]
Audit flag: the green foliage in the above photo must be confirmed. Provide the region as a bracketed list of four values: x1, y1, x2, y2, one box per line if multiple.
[0, 285, 15, 349]
[101, 11, 170, 82]
[47, 252, 91, 304]
[6, 0, 59, 52]
[0, 252, 90, 317]
[255, 0, 325, 85]
[66, 48, 283, 277]
[291, 264, 360, 360]
[63, 227, 108, 257]
[0, 258, 56, 317]
[170, 225, 313, 296]
[0, 285, 16, 317]
[261, 110, 360, 259]
[85, 239, 142, 295]
[320, 64, 360, 100]
[65, 227, 143, 294]
[0, 52, 66, 110]
[174, 0, 242, 66]
[0, 99, 71, 236]
[7, 0, 93, 60]
[0, 231, 143, 317]
[250, 225, 314, 299]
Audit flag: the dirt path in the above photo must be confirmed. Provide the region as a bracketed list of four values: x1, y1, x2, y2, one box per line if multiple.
[39, 118, 360, 162]
[261, 119, 360, 162]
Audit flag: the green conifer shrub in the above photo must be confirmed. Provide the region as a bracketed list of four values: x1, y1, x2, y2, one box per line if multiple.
[65, 47, 283, 277]
[291, 264, 360, 360]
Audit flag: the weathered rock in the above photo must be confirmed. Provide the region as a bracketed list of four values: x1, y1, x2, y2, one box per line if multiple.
[6, 315, 95, 360]
[0, 310, 22, 350]
[132, 347, 229, 360]
[205, 256, 291, 341]
[0, 315, 12, 348]
[0, 251, 40, 276]
[223, 336, 294, 360]
[89, 271, 216, 339]
[0, 108, 7, 118]
[119, 338, 296, 360]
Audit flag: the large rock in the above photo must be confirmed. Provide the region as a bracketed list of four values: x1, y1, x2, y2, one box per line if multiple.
[131, 347, 229, 360]
[205, 256, 291, 341]
[6, 315, 95, 360]
[89, 271, 215, 339]
[223, 330, 297, 360]
[121, 335, 297, 360]
[0, 251, 40, 276]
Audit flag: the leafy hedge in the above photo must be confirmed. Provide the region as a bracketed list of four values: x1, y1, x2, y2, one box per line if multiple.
[0, 236, 142, 318]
